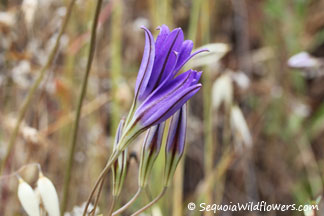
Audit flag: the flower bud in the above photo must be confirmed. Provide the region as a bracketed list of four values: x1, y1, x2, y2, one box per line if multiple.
[112, 149, 128, 197]
[17, 177, 40, 216]
[37, 172, 60, 216]
[112, 119, 129, 197]
[138, 122, 165, 187]
[212, 72, 233, 110]
[163, 104, 187, 186]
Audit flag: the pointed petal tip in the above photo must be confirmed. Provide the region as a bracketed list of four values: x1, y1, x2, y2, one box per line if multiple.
[140, 26, 150, 33]
[193, 83, 202, 89]
[156, 24, 170, 31]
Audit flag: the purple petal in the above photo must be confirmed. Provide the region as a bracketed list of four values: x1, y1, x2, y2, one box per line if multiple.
[174, 48, 209, 72]
[166, 104, 186, 154]
[138, 83, 201, 127]
[174, 40, 193, 71]
[140, 28, 184, 99]
[155, 25, 170, 52]
[192, 71, 202, 85]
[139, 70, 195, 110]
[135, 26, 155, 100]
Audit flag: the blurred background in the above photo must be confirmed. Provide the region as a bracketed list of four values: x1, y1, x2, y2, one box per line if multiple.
[0, 0, 324, 215]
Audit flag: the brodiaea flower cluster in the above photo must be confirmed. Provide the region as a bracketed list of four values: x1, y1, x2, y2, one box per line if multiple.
[83, 24, 206, 215]
[116, 25, 206, 151]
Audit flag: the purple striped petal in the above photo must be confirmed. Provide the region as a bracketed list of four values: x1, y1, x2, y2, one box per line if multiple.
[141, 84, 200, 126]
[134, 27, 155, 100]
[155, 25, 170, 53]
[138, 70, 198, 112]
[175, 40, 193, 71]
[135, 71, 201, 126]
[174, 48, 209, 72]
[140, 28, 184, 100]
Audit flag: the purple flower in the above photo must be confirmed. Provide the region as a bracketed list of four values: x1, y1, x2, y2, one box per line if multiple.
[134, 25, 206, 126]
[163, 104, 187, 186]
[117, 25, 205, 151]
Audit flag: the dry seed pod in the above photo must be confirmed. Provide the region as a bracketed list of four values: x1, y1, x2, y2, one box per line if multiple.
[230, 105, 252, 148]
[37, 172, 60, 216]
[17, 178, 40, 216]
[212, 72, 233, 110]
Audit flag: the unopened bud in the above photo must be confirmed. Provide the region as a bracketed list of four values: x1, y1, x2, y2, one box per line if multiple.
[163, 104, 187, 186]
[112, 119, 129, 197]
[139, 122, 165, 187]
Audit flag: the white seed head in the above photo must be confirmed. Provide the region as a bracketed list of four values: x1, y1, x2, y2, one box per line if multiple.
[37, 173, 60, 216]
[212, 73, 233, 110]
[231, 105, 252, 148]
[230, 71, 250, 90]
[17, 178, 40, 216]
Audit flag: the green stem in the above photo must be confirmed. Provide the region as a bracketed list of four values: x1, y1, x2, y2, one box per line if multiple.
[61, 0, 103, 213]
[91, 177, 105, 216]
[110, 0, 123, 135]
[107, 196, 117, 216]
[188, 0, 202, 43]
[82, 150, 120, 216]
[130, 187, 167, 216]
[112, 187, 142, 216]
[0, 0, 77, 175]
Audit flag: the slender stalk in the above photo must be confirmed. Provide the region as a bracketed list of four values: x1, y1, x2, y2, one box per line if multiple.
[112, 187, 142, 216]
[130, 187, 167, 216]
[110, 0, 123, 135]
[91, 177, 105, 216]
[188, 0, 202, 43]
[107, 196, 117, 216]
[61, 0, 104, 213]
[172, 160, 184, 216]
[82, 150, 120, 216]
[0, 0, 77, 175]
[200, 1, 213, 215]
